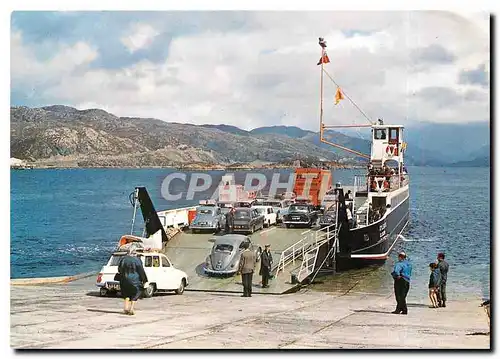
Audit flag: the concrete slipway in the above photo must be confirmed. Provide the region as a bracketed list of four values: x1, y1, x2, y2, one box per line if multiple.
[10, 275, 490, 349]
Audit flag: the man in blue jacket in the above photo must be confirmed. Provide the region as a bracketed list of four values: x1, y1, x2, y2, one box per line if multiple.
[391, 251, 412, 314]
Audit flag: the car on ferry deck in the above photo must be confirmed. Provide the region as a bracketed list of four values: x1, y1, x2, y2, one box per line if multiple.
[204, 235, 262, 276]
[232, 207, 265, 234]
[251, 205, 277, 227]
[190, 200, 226, 233]
[282, 203, 319, 228]
[261, 199, 292, 223]
[319, 209, 337, 229]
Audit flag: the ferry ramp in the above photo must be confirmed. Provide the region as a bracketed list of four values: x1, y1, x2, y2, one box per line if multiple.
[164, 226, 309, 295]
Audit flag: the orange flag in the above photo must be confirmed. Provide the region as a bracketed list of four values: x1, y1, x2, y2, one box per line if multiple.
[317, 53, 330, 65]
[335, 87, 344, 105]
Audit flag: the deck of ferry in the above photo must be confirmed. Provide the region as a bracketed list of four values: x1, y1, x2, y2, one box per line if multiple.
[164, 225, 311, 295]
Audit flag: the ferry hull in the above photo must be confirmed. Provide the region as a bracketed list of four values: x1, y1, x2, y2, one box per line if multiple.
[335, 195, 410, 270]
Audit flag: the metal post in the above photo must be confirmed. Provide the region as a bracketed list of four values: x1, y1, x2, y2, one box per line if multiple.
[130, 188, 138, 235]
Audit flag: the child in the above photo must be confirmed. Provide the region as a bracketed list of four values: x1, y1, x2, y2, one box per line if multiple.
[428, 262, 442, 308]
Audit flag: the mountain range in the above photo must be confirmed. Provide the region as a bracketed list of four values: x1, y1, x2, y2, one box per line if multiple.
[10, 105, 490, 168]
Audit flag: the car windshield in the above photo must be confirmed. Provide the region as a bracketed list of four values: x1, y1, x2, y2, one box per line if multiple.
[220, 207, 231, 214]
[263, 201, 280, 207]
[234, 210, 250, 218]
[289, 205, 308, 212]
[215, 244, 234, 252]
[108, 255, 124, 266]
[198, 209, 213, 215]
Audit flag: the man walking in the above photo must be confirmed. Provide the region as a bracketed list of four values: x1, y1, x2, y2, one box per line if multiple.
[238, 242, 256, 297]
[226, 207, 235, 233]
[391, 251, 412, 314]
[260, 244, 273, 288]
[437, 252, 449, 307]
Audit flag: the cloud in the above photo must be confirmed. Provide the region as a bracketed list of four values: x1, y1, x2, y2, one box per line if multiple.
[411, 44, 456, 65]
[121, 23, 160, 53]
[10, 11, 490, 129]
[458, 63, 489, 88]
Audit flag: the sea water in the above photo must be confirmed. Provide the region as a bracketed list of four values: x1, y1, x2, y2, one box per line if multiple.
[10, 166, 490, 300]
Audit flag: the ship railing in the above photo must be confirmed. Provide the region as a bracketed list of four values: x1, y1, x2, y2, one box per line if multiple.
[303, 223, 342, 285]
[296, 223, 338, 283]
[275, 227, 327, 276]
[354, 174, 410, 193]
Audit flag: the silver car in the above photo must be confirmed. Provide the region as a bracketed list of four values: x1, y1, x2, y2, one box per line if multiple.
[190, 206, 226, 233]
[204, 235, 262, 276]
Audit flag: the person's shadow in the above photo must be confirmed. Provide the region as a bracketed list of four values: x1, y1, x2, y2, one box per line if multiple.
[86, 308, 125, 315]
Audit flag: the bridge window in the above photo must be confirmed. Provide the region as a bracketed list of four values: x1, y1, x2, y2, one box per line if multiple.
[389, 128, 399, 144]
[374, 129, 387, 140]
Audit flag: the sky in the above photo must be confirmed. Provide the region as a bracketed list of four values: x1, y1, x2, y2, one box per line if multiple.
[10, 11, 490, 131]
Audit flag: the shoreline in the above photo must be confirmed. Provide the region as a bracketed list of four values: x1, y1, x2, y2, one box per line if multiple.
[11, 164, 362, 171]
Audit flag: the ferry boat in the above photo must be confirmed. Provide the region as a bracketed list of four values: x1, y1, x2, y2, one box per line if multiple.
[314, 37, 410, 270]
[124, 37, 410, 279]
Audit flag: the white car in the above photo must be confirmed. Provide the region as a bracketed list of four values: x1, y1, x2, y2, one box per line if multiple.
[252, 205, 277, 227]
[96, 250, 189, 298]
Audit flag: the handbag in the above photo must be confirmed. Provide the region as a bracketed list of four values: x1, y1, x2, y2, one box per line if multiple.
[114, 272, 121, 281]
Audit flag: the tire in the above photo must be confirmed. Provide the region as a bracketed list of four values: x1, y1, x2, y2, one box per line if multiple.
[143, 283, 155, 298]
[215, 223, 220, 234]
[192, 229, 198, 234]
[175, 279, 186, 295]
[285, 224, 290, 228]
[250, 226, 255, 234]
[99, 288, 108, 297]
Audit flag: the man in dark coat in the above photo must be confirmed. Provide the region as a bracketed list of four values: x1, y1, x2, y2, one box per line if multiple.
[226, 207, 235, 233]
[118, 247, 148, 315]
[238, 242, 256, 297]
[260, 244, 273, 288]
[436, 252, 449, 307]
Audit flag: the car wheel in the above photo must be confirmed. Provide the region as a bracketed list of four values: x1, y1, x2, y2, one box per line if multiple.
[99, 288, 108, 297]
[192, 229, 198, 234]
[175, 279, 186, 295]
[143, 283, 155, 298]
[285, 224, 290, 228]
[250, 226, 255, 234]
[215, 223, 220, 233]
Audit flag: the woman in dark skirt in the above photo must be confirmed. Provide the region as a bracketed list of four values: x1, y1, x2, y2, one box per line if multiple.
[117, 247, 148, 315]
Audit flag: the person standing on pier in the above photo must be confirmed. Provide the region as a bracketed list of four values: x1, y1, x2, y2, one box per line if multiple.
[391, 251, 412, 314]
[436, 253, 449, 307]
[260, 244, 273, 288]
[117, 247, 148, 315]
[428, 262, 442, 308]
[238, 242, 256, 297]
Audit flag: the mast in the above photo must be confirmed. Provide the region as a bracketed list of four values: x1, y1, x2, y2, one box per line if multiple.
[317, 37, 371, 160]
[319, 38, 325, 145]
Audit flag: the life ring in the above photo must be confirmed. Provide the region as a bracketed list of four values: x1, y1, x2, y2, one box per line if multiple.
[383, 180, 390, 190]
[386, 145, 395, 157]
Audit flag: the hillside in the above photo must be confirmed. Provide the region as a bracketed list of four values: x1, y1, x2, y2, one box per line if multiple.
[11, 106, 358, 168]
[11, 105, 488, 168]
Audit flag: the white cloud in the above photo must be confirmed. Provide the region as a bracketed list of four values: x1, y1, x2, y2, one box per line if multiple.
[11, 11, 490, 130]
[120, 23, 160, 53]
[11, 30, 98, 88]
